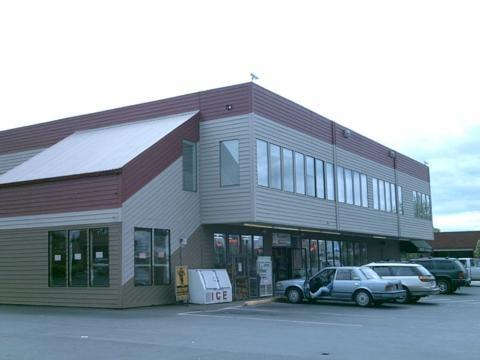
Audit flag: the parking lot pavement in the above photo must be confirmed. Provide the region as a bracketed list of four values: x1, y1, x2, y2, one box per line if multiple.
[2, 286, 480, 360]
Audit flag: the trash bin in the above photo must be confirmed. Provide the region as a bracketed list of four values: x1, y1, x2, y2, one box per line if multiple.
[188, 269, 232, 304]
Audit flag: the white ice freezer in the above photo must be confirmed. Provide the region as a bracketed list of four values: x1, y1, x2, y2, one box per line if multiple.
[188, 269, 232, 304]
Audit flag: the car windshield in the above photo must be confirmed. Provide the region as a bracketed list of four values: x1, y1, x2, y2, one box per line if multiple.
[360, 268, 380, 279]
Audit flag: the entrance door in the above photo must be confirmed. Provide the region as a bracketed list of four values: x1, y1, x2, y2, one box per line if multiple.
[272, 247, 291, 283]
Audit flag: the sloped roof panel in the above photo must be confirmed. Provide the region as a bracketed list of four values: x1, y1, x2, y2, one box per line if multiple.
[0, 111, 198, 185]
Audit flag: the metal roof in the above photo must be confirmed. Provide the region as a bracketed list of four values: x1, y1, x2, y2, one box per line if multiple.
[0, 111, 198, 185]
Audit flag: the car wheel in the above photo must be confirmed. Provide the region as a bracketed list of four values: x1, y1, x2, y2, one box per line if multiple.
[396, 287, 410, 304]
[354, 290, 372, 307]
[437, 279, 451, 294]
[286, 288, 303, 304]
[408, 296, 421, 304]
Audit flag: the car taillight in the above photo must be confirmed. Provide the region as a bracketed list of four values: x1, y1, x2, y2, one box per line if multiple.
[458, 271, 464, 279]
[418, 275, 434, 282]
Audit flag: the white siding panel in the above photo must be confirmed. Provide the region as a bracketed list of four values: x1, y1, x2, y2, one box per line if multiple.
[199, 115, 253, 224]
[122, 158, 201, 285]
[0, 148, 45, 175]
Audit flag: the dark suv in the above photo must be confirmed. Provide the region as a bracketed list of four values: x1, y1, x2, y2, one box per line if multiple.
[409, 258, 467, 294]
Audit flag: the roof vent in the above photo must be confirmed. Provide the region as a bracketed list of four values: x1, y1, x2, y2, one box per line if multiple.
[342, 129, 351, 138]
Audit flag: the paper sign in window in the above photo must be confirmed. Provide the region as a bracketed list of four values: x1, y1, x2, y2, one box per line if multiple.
[139, 252, 147, 259]
[74, 253, 82, 260]
[157, 251, 165, 258]
[95, 252, 103, 259]
[54, 255, 62, 261]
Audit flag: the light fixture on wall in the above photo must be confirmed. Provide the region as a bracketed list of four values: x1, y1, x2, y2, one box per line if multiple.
[342, 129, 351, 138]
[389, 150, 396, 158]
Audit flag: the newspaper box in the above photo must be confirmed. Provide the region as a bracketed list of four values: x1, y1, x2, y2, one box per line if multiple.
[188, 269, 232, 304]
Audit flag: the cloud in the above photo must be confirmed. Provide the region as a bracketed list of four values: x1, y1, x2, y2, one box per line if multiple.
[400, 125, 480, 231]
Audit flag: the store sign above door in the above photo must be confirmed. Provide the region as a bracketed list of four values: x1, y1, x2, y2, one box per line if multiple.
[272, 233, 292, 247]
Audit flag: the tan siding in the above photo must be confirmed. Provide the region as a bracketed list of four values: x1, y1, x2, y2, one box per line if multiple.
[121, 226, 213, 307]
[0, 223, 122, 308]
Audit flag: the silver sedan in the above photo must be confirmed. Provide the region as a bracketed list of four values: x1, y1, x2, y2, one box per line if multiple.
[275, 266, 405, 307]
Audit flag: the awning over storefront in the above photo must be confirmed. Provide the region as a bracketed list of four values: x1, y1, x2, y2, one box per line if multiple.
[400, 239, 433, 253]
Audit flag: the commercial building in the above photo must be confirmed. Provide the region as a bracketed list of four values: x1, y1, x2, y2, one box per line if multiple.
[0, 83, 434, 307]
[432, 231, 480, 258]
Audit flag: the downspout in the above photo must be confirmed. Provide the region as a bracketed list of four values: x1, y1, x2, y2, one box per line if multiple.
[332, 122, 340, 231]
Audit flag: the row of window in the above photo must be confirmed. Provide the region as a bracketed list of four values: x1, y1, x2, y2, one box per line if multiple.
[48, 228, 109, 287]
[301, 239, 368, 276]
[336, 166, 368, 207]
[213, 233, 264, 266]
[413, 191, 432, 220]
[256, 139, 335, 200]
[134, 228, 171, 286]
[372, 178, 404, 214]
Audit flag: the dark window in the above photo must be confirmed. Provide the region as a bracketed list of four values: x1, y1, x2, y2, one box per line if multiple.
[336, 269, 352, 280]
[134, 228, 171, 286]
[182, 140, 197, 192]
[153, 229, 170, 285]
[90, 228, 109, 287]
[228, 234, 240, 257]
[253, 236, 264, 256]
[434, 260, 455, 270]
[220, 140, 240, 186]
[415, 260, 433, 270]
[214, 233, 227, 266]
[256, 140, 269, 186]
[49, 231, 67, 287]
[373, 266, 392, 277]
[49, 227, 110, 288]
[241, 235, 253, 257]
[134, 228, 152, 286]
[69, 229, 88, 287]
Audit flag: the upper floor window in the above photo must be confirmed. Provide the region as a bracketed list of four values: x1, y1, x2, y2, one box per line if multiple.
[294, 152, 305, 194]
[315, 159, 325, 199]
[305, 156, 315, 197]
[413, 191, 432, 220]
[337, 166, 368, 208]
[282, 148, 294, 192]
[372, 178, 402, 214]
[182, 140, 197, 192]
[397, 185, 404, 214]
[269, 144, 281, 189]
[220, 140, 240, 186]
[325, 162, 335, 200]
[336, 166, 345, 203]
[256, 140, 269, 187]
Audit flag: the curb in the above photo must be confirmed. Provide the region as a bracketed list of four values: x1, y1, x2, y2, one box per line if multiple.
[243, 296, 280, 306]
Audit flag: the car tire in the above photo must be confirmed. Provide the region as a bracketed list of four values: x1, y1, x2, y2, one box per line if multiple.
[286, 288, 303, 304]
[396, 286, 410, 304]
[354, 290, 372, 307]
[408, 296, 421, 304]
[437, 279, 451, 294]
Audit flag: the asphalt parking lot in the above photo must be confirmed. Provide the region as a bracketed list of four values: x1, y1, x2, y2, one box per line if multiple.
[1, 284, 480, 360]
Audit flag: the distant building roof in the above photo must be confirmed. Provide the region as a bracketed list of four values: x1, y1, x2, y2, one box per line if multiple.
[0, 111, 198, 185]
[432, 231, 480, 250]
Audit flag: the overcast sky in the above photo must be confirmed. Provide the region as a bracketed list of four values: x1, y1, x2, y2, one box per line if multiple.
[0, 1, 478, 231]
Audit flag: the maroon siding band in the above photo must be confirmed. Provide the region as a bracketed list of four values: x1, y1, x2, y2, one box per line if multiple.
[0, 173, 121, 217]
[121, 113, 200, 202]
